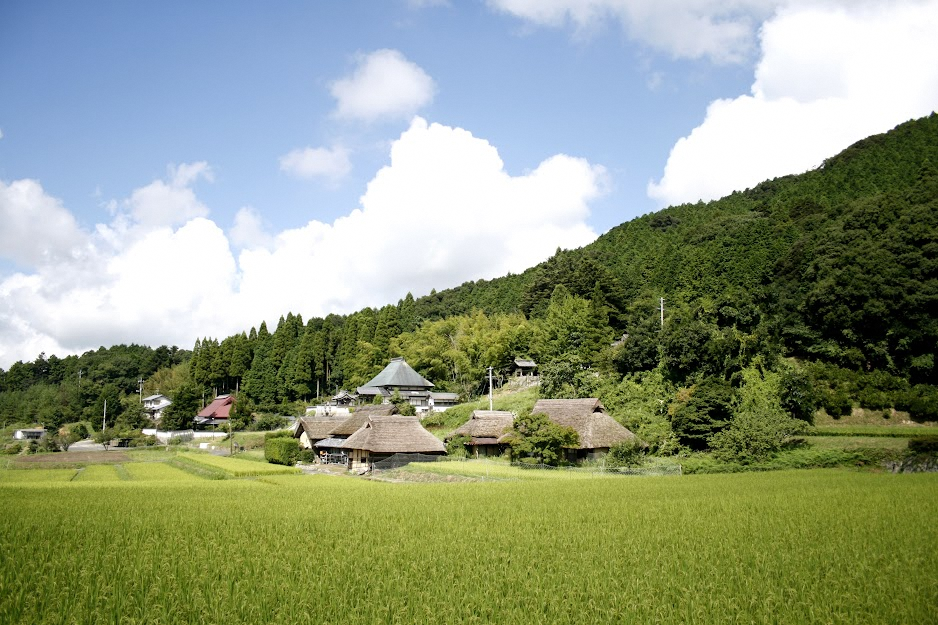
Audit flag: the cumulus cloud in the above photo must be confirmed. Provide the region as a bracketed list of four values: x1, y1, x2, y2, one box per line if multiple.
[229, 206, 274, 250]
[126, 162, 213, 228]
[488, 0, 780, 63]
[648, 1, 938, 206]
[0, 120, 604, 368]
[0, 179, 88, 268]
[279, 144, 352, 180]
[330, 49, 436, 122]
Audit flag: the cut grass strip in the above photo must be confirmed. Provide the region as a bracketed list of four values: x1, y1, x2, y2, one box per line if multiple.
[73, 465, 122, 482]
[124, 462, 203, 482]
[167, 456, 229, 480]
[809, 425, 938, 437]
[178, 452, 301, 477]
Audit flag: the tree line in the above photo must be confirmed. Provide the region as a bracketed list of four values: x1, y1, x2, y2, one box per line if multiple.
[2, 114, 936, 461]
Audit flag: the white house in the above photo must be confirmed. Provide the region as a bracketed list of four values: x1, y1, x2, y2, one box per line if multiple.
[142, 394, 172, 420]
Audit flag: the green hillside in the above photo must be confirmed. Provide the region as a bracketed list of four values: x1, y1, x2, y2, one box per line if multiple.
[3, 114, 937, 461]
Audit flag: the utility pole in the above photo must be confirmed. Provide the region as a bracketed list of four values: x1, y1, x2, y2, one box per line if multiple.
[660, 297, 665, 331]
[78, 369, 83, 389]
[102, 399, 107, 432]
[488, 366, 494, 411]
[138, 378, 144, 403]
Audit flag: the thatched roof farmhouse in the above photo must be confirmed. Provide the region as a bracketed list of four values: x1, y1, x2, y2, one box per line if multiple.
[342, 416, 445, 469]
[448, 410, 515, 457]
[531, 398, 637, 460]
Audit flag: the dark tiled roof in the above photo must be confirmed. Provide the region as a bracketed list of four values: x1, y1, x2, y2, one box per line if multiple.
[363, 357, 434, 389]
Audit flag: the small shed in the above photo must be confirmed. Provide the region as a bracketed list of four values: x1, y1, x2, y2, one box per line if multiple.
[331, 390, 356, 406]
[512, 358, 537, 377]
[293, 415, 347, 450]
[531, 398, 637, 461]
[342, 416, 446, 470]
[13, 428, 46, 441]
[448, 410, 515, 457]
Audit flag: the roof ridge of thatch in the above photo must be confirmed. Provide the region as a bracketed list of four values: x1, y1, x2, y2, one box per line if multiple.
[530, 398, 634, 449]
[342, 415, 445, 454]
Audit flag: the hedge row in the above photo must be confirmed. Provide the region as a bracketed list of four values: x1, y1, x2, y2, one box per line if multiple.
[265, 438, 299, 466]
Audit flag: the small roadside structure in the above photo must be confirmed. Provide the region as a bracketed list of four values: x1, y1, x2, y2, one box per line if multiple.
[195, 394, 234, 427]
[331, 390, 357, 406]
[448, 410, 514, 458]
[512, 358, 538, 377]
[342, 415, 446, 470]
[13, 428, 46, 441]
[531, 398, 637, 462]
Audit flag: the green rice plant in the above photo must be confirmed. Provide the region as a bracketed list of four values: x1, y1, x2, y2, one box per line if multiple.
[73, 465, 122, 482]
[0, 469, 935, 624]
[0, 468, 78, 483]
[178, 452, 301, 477]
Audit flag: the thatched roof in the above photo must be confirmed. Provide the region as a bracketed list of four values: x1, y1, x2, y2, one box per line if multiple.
[342, 416, 446, 454]
[294, 415, 346, 441]
[450, 410, 514, 441]
[531, 398, 636, 450]
[329, 404, 398, 437]
[362, 357, 434, 389]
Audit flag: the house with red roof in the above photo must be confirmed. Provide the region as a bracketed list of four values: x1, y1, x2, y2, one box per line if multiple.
[195, 394, 234, 426]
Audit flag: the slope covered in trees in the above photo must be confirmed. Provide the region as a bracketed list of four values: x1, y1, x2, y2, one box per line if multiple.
[2, 114, 936, 449]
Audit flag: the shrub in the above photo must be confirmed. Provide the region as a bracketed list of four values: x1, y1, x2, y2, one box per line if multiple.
[779, 367, 819, 423]
[709, 411, 807, 465]
[2, 442, 23, 455]
[504, 412, 578, 466]
[906, 386, 938, 422]
[265, 438, 300, 466]
[908, 436, 938, 453]
[298, 449, 316, 463]
[822, 390, 853, 418]
[605, 438, 646, 467]
[264, 429, 293, 441]
[446, 435, 470, 458]
[254, 414, 288, 431]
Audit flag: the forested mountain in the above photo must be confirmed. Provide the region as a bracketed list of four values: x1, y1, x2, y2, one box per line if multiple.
[2, 114, 936, 444]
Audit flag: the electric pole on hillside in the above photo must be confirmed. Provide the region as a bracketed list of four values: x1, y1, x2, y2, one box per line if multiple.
[488, 366, 494, 411]
[660, 298, 665, 331]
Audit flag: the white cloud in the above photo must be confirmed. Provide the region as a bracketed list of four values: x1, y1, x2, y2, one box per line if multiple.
[279, 144, 352, 180]
[126, 162, 213, 228]
[0, 120, 604, 368]
[648, 1, 938, 206]
[330, 49, 436, 122]
[488, 0, 780, 63]
[0, 179, 88, 268]
[229, 206, 274, 250]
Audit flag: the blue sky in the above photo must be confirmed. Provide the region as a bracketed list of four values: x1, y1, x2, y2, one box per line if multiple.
[1, 0, 937, 367]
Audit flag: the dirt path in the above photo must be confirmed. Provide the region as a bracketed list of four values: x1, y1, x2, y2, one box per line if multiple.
[14, 451, 131, 465]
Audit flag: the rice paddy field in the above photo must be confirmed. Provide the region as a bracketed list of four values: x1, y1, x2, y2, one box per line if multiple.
[1, 460, 936, 624]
